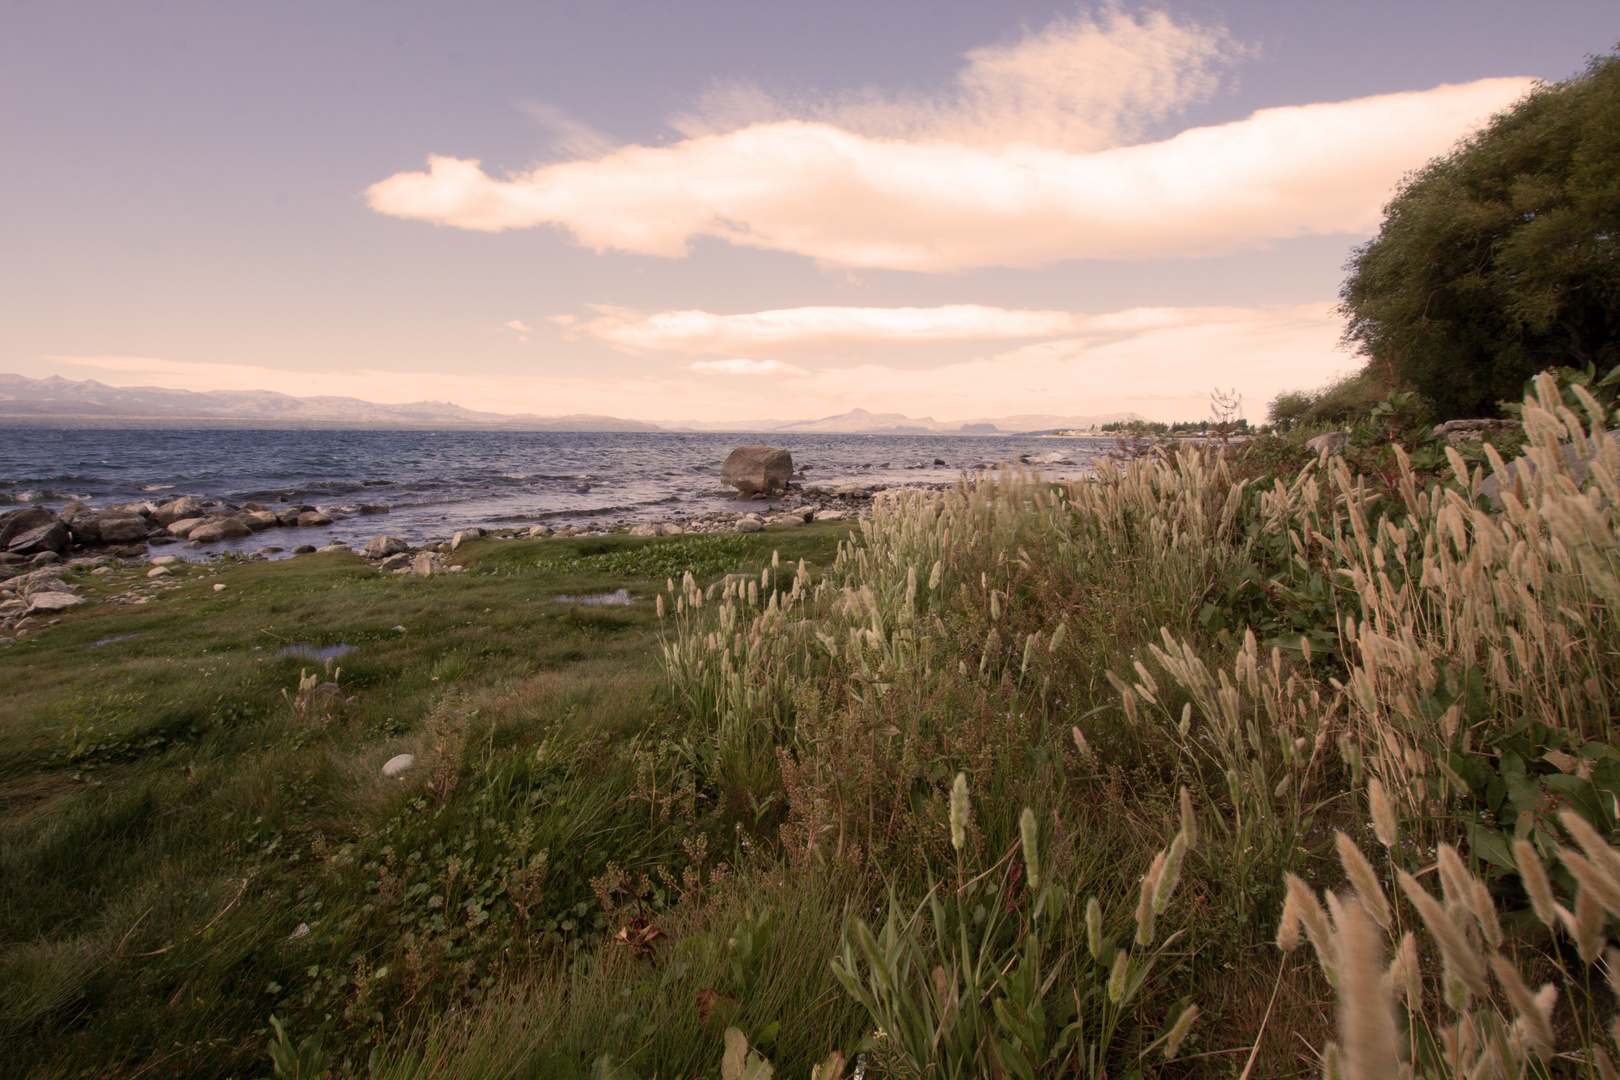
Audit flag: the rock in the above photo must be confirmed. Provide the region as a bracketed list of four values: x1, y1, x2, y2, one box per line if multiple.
[737, 517, 763, 533]
[721, 446, 794, 496]
[768, 514, 803, 527]
[96, 513, 152, 544]
[363, 535, 410, 559]
[167, 517, 207, 538]
[1306, 431, 1352, 455]
[30, 551, 63, 565]
[834, 483, 869, 498]
[378, 552, 412, 572]
[258, 546, 284, 555]
[528, 525, 552, 537]
[316, 544, 350, 553]
[240, 511, 278, 531]
[1480, 430, 1620, 505]
[450, 528, 484, 550]
[381, 753, 416, 778]
[147, 566, 172, 578]
[813, 510, 847, 521]
[213, 583, 226, 592]
[1432, 418, 1521, 442]
[628, 523, 660, 537]
[660, 523, 685, 536]
[149, 555, 179, 566]
[292, 545, 317, 554]
[150, 496, 202, 526]
[26, 592, 83, 613]
[8, 521, 70, 556]
[0, 506, 57, 549]
[275, 507, 304, 526]
[189, 518, 253, 543]
[411, 552, 439, 576]
[358, 504, 390, 515]
[296, 511, 333, 527]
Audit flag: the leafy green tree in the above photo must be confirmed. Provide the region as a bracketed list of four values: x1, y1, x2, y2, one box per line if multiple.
[1339, 49, 1620, 418]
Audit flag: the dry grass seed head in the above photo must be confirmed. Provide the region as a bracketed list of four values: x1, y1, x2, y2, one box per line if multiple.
[1179, 786, 1197, 851]
[1285, 873, 1336, 977]
[1396, 870, 1488, 1000]
[1488, 955, 1555, 1060]
[1560, 848, 1620, 922]
[1335, 831, 1392, 929]
[1336, 896, 1400, 1080]
[1368, 778, 1398, 849]
[1514, 839, 1560, 930]
[1136, 850, 1167, 947]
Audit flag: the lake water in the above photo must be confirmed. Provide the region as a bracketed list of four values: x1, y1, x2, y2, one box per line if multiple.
[0, 427, 1112, 552]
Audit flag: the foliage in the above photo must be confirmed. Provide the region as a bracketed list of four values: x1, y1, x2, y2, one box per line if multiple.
[1340, 49, 1620, 417]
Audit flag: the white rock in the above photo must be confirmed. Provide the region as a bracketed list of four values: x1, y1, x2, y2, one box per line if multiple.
[149, 555, 180, 566]
[528, 525, 552, 537]
[27, 592, 85, 613]
[450, 528, 485, 550]
[813, 510, 847, 522]
[1305, 431, 1352, 454]
[660, 523, 684, 536]
[147, 566, 172, 578]
[737, 518, 763, 533]
[213, 583, 226, 592]
[382, 753, 417, 777]
[628, 523, 660, 537]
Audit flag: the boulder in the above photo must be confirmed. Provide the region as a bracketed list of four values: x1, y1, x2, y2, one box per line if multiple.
[411, 552, 440, 576]
[8, 521, 70, 556]
[188, 518, 253, 543]
[737, 517, 763, 534]
[358, 504, 390, 515]
[27, 592, 84, 613]
[378, 552, 412, 572]
[296, 511, 333, 527]
[147, 566, 172, 578]
[240, 501, 270, 512]
[167, 517, 207, 538]
[363, 535, 410, 559]
[240, 511, 279, 531]
[0, 506, 56, 549]
[720, 446, 794, 496]
[275, 507, 304, 526]
[449, 528, 484, 551]
[151, 496, 202, 526]
[61, 507, 101, 544]
[813, 510, 847, 521]
[1306, 431, 1352, 455]
[528, 525, 553, 537]
[834, 484, 868, 498]
[660, 523, 685, 536]
[628, 523, 660, 537]
[382, 753, 416, 778]
[292, 545, 317, 554]
[149, 555, 179, 566]
[96, 513, 152, 544]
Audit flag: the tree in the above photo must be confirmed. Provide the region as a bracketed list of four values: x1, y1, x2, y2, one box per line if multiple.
[1339, 49, 1620, 418]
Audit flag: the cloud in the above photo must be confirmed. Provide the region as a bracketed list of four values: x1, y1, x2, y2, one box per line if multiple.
[676, 8, 1243, 152]
[365, 9, 1529, 271]
[689, 359, 809, 376]
[368, 77, 1528, 270]
[502, 319, 534, 332]
[43, 301, 1351, 422]
[577, 304, 1086, 355]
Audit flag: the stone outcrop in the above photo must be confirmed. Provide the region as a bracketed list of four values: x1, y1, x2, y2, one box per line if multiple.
[363, 535, 409, 559]
[1306, 431, 1352, 455]
[720, 446, 794, 496]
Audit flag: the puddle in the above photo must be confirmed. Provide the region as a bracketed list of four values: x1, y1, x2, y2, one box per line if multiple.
[553, 589, 635, 606]
[277, 643, 356, 661]
[89, 633, 140, 648]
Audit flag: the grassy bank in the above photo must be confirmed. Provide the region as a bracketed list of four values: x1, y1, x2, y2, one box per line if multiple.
[10, 376, 1620, 1080]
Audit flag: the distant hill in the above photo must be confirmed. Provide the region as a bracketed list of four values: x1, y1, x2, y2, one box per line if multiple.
[0, 374, 1142, 433]
[0, 374, 662, 430]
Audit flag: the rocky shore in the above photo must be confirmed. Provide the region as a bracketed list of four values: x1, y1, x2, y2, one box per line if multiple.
[0, 472, 912, 645]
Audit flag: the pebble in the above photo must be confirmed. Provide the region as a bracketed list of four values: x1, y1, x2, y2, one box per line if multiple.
[213, 583, 226, 592]
[147, 566, 171, 579]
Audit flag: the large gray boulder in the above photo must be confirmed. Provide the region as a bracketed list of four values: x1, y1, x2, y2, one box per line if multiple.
[0, 506, 55, 549]
[189, 517, 253, 543]
[151, 496, 202, 526]
[8, 521, 70, 555]
[95, 513, 153, 544]
[296, 511, 333, 527]
[240, 511, 279, 531]
[449, 528, 484, 551]
[167, 517, 207, 538]
[720, 446, 794, 496]
[363, 535, 409, 559]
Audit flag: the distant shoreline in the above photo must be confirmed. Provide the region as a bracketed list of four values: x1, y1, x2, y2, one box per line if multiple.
[0, 417, 1104, 435]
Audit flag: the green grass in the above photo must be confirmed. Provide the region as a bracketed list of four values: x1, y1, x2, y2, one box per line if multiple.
[0, 523, 855, 1079]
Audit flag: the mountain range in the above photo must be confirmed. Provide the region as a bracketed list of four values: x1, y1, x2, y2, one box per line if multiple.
[0, 374, 1140, 433]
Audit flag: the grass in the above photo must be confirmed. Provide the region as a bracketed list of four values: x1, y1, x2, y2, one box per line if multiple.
[0, 524, 856, 1079]
[12, 376, 1620, 1080]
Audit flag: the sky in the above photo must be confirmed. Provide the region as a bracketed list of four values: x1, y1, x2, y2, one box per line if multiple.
[4, 2, 1618, 424]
